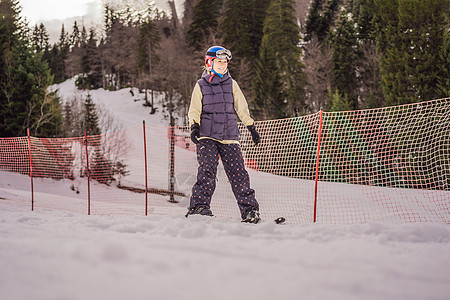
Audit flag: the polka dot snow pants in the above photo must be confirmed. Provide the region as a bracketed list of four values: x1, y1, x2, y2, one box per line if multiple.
[189, 139, 259, 219]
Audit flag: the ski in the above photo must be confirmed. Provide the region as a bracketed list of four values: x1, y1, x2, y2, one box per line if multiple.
[274, 217, 286, 224]
[241, 216, 286, 224]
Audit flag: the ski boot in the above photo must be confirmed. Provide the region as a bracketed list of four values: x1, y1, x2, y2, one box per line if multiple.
[185, 206, 214, 218]
[242, 210, 261, 224]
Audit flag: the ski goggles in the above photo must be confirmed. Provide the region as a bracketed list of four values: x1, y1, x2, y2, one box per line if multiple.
[207, 49, 232, 60]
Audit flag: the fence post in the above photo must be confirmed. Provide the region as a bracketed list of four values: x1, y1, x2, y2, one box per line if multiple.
[314, 108, 324, 223]
[84, 131, 91, 215]
[143, 121, 148, 216]
[27, 129, 34, 211]
[168, 126, 177, 203]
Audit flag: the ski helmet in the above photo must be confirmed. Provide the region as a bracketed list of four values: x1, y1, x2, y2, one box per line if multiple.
[205, 46, 232, 71]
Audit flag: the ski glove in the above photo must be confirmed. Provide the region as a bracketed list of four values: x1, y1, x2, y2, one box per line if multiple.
[190, 122, 200, 144]
[247, 124, 260, 145]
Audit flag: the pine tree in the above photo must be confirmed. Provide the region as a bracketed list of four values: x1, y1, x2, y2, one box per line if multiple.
[253, 46, 285, 119]
[70, 21, 81, 48]
[31, 23, 55, 84]
[331, 5, 358, 109]
[254, 0, 307, 119]
[21, 52, 63, 137]
[31, 23, 49, 53]
[80, 25, 87, 48]
[219, 0, 271, 98]
[0, 0, 62, 137]
[220, 0, 271, 62]
[305, 0, 341, 42]
[51, 24, 70, 83]
[220, 0, 251, 60]
[0, 0, 21, 105]
[137, 5, 161, 102]
[353, 0, 384, 108]
[374, 0, 449, 105]
[77, 29, 102, 89]
[327, 86, 352, 111]
[187, 0, 223, 51]
[83, 93, 100, 136]
[437, 30, 450, 98]
[65, 21, 84, 78]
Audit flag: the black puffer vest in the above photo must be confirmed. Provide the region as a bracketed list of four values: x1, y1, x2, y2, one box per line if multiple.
[198, 71, 240, 141]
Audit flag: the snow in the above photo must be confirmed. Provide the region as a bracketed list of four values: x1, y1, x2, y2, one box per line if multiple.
[1, 78, 450, 300]
[1, 203, 449, 300]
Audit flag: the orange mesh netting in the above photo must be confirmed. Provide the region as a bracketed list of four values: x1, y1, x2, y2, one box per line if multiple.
[1, 98, 448, 224]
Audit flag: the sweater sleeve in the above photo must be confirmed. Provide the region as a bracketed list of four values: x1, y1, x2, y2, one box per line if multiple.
[188, 83, 202, 126]
[233, 80, 254, 126]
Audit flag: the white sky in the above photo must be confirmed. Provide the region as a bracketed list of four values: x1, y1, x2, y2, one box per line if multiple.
[19, 0, 102, 24]
[19, 0, 164, 43]
[18, 0, 181, 43]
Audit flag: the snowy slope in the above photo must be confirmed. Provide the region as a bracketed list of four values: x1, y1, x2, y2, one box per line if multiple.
[0, 79, 449, 300]
[1, 202, 449, 300]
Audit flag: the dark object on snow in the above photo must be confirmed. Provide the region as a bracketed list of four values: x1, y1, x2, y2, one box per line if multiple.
[274, 217, 286, 224]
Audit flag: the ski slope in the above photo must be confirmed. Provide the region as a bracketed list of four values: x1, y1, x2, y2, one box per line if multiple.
[0, 79, 449, 300]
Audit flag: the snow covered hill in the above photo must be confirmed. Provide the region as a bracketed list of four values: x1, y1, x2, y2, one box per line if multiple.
[0, 79, 449, 300]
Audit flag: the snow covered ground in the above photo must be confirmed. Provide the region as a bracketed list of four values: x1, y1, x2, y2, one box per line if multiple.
[1, 79, 450, 299]
[1, 202, 449, 300]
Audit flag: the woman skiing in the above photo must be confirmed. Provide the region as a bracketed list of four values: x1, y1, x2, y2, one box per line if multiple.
[186, 46, 261, 223]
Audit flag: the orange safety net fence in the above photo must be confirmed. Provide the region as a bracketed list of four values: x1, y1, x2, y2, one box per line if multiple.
[0, 98, 448, 224]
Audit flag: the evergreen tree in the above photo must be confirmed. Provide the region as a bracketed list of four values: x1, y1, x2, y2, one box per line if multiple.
[70, 21, 81, 48]
[137, 5, 161, 101]
[83, 93, 100, 136]
[0, 0, 62, 137]
[31, 23, 53, 77]
[219, 0, 271, 98]
[65, 21, 84, 78]
[331, 5, 358, 109]
[437, 30, 450, 98]
[20, 52, 63, 137]
[31, 23, 49, 53]
[253, 46, 285, 119]
[374, 0, 449, 105]
[327, 86, 352, 111]
[58, 23, 69, 49]
[353, 0, 384, 108]
[102, 6, 140, 89]
[220, 0, 271, 62]
[305, 0, 341, 42]
[254, 0, 307, 119]
[187, 0, 223, 51]
[51, 24, 70, 83]
[220, 0, 251, 60]
[87, 29, 102, 88]
[80, 25, 87, 48]
[0, 0, 21, 105]
[353, 0, 377, 41]
[77, 29, 101, 89]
